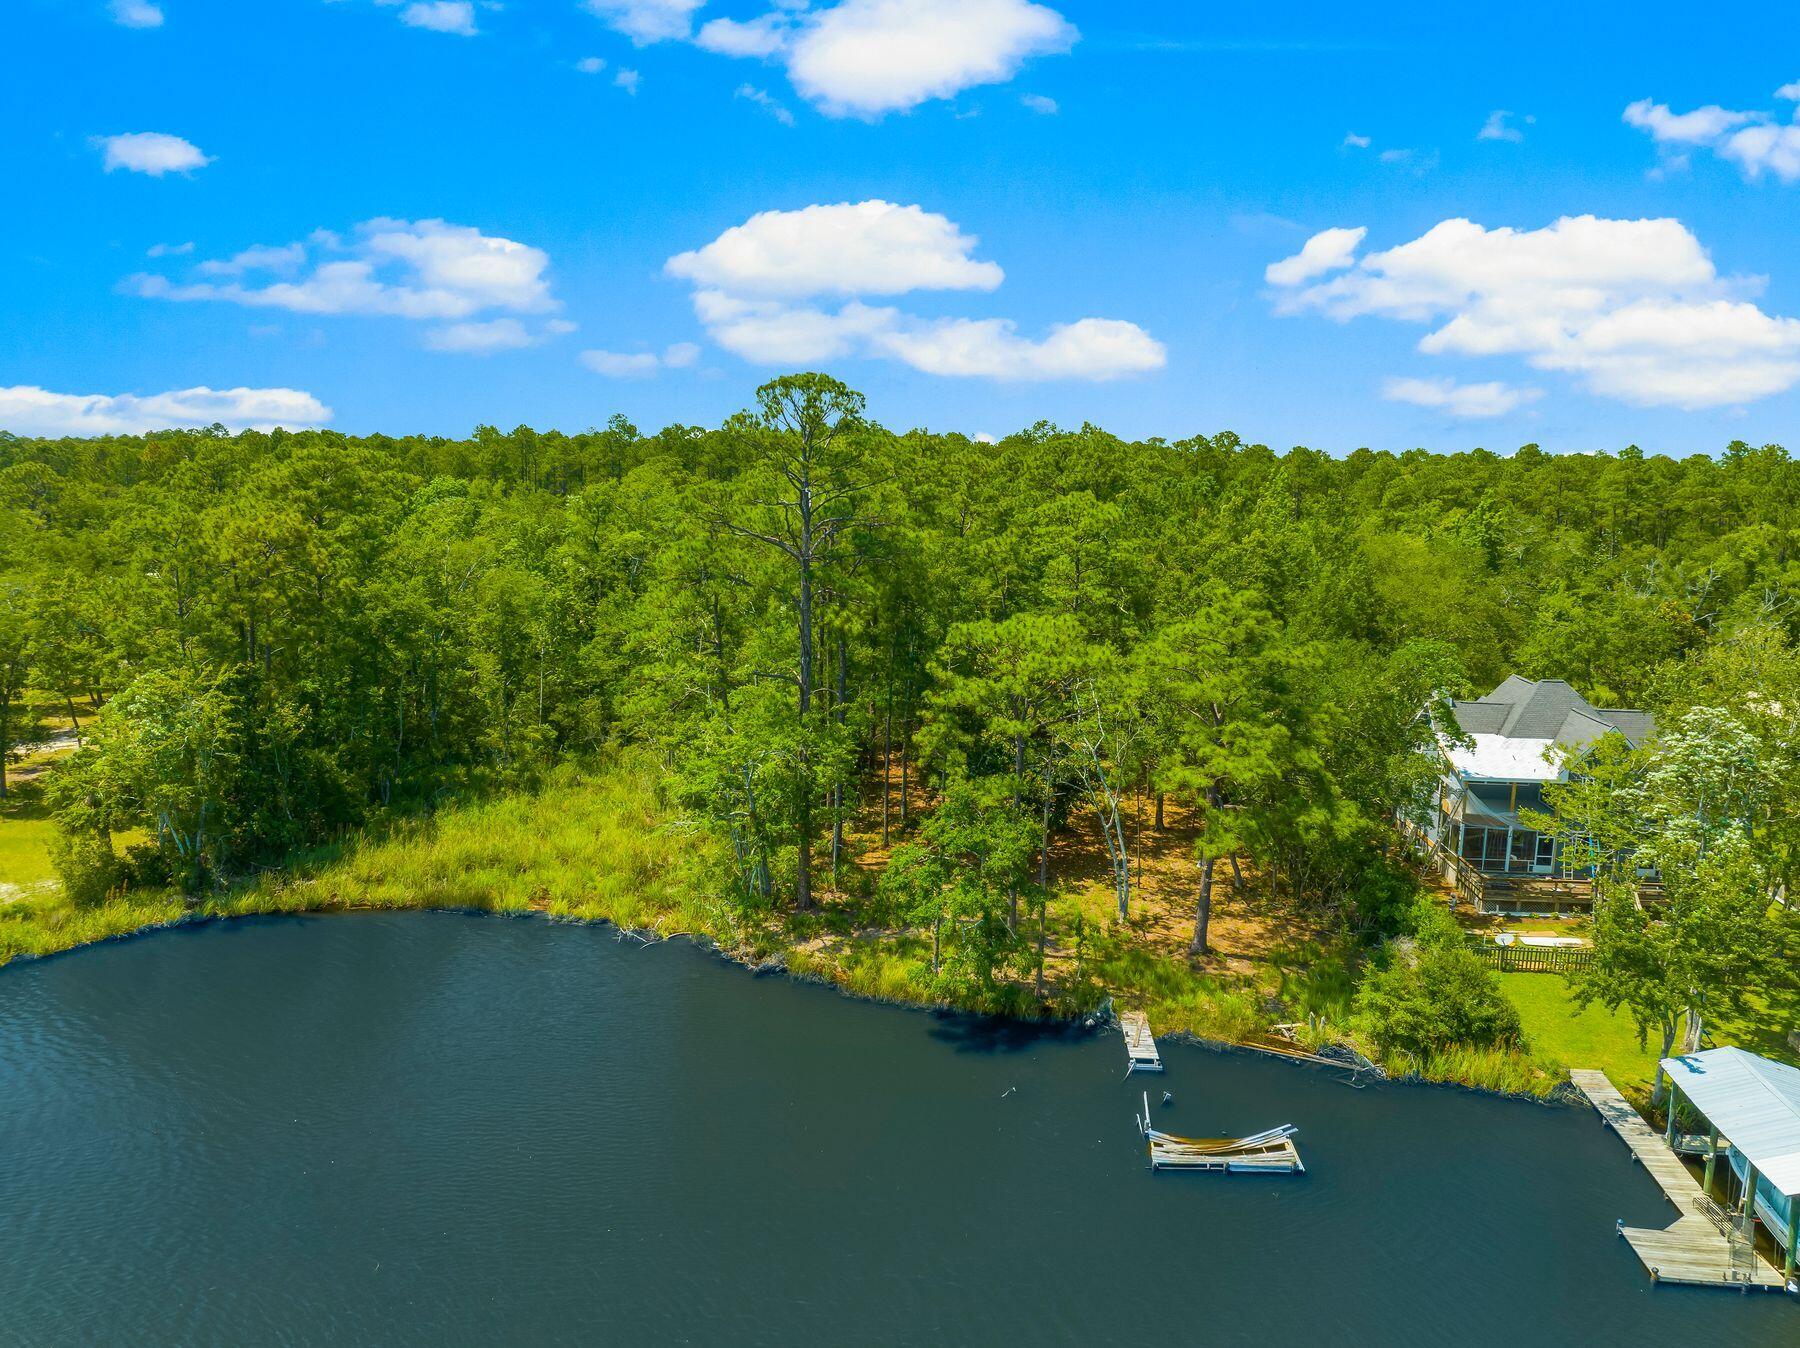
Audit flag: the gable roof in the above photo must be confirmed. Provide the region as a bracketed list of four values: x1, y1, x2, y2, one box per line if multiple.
[1662, 1047, 1800, 1197]
[1446, 677, 1654, 754]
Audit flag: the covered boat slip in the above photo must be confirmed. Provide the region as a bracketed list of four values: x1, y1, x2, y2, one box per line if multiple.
[1571, 1063, 1793, 1292]
[1662, 1048, 1800, 1282]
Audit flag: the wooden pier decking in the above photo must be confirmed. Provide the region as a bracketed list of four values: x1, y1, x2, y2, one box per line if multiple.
[1144, 1126, 1305, 1173]
[1135, 1094, 1305, 1173]
[1120, 1010, 1162, 1073]
[1569, 1069, 1788, 1291]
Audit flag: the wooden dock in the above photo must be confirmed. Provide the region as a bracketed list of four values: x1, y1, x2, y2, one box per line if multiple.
[1120, 1009, 1162, 1073]
[1136, 1094, 1304, 1173]
[1569, 1069, 1788, 1291]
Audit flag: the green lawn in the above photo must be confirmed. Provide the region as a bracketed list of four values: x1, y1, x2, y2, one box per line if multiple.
[1501, 926, 1800, 1102]
[2, 689, 85, 899]
[0, 778, 60, 899]
[1498, 972, 1664, 1093]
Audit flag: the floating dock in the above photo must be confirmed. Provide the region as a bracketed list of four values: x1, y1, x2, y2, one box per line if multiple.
[1136, 1094, 1304, 1174]
[1569, 1069, 1787, 1291]
[1120, 1010, 1162, 1073]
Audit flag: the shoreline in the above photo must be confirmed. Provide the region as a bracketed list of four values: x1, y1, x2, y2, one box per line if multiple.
[1, 897, 1585, 1109]
[0, 762, 1586, 1105]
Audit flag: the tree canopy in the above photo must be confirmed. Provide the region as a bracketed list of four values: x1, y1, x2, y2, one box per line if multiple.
[3, 389, 1797, 1027]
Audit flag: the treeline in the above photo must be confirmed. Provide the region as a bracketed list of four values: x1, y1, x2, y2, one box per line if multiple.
[3, 378, 1798, 963]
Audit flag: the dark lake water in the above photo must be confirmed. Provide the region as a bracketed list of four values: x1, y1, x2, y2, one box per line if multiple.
[1, 912, 1793, 1345]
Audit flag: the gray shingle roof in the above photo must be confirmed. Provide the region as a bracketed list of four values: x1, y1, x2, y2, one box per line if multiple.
[1447, 677, 1654, 752]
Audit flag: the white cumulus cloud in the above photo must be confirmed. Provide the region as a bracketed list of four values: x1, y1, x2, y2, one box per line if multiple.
[110, 0, 164, 27]
[666, 200, 1004, 298]
[692, 292, 899, 363]
[876, 317, 1164, 381]
[1623, 99, 1755, 145]
[399, 1, 477, 34]
[696, 13, 792, 57]
[1477, 110, 1531, 143]
[0, 385, 331, 436]
[583, 0, 704, 44]
[581, 342, 702, 377]
[1721, 122, 1800, 182]
[640, 0, 1076, 119]
[129, 218, 564, 353]
[668, 199, 1162, 380]
[1020, 93, 1057, 115]
[96, 132, 211, 176]
[786, 0, 1075, 118]
[1268, 215, 1800, 409]
[1265, 226, 1365, 286]
[1623, 94, 1800, 181]
[1382, 377, 1542, 419]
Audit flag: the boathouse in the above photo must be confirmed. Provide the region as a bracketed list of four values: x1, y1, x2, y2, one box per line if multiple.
[1409, 676, 1656, 915]
[1663, 1047, 1800, 1280]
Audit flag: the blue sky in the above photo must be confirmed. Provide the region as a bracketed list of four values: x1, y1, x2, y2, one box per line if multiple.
[8, 1, 1800, 453]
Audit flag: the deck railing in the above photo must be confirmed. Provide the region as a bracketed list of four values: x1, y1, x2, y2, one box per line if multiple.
[1398, 817, 1488, 907]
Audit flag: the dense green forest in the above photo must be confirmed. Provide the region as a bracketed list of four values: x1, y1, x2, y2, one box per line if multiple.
[3, 375, 1797, 1092]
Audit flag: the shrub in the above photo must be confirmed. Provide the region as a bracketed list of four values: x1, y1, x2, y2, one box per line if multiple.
[49, 832, 123, 906]
[1355, 942, 1524, 1059]
[1344, 850, 1423, 939]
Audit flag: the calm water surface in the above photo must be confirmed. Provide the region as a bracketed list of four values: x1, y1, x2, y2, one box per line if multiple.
[1, 912, 1793, 1345]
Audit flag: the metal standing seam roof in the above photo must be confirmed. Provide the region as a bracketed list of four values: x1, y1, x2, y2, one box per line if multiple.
[1442, 732, 1561, 783]
[1661, 1047, 1800, 1197]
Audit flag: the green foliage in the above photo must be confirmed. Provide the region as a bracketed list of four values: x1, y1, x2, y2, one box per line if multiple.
[7, 390, 1800, 1094]
[3, 755, 718, 968]
[879, 778, 1033, 993]
[1535, 698, 1789, 1095]
[1356, 942, 1525, 1059]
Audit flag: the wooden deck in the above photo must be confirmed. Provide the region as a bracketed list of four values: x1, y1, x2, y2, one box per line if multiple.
[1570, 1069, 1788, 1291]
[1120, 1010, 1162, 1073]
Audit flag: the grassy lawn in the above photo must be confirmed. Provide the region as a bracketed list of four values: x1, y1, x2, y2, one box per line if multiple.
[2, 688, 87, 900]
[1709, 909, 1800, 1064]
[1498, 972, 1664, 1093]
[1501, 950, 1800, 1099]
[0, 779, 60, 901]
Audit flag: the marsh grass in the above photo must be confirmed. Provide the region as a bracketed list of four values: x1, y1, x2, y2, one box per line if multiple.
[0, 756, 729, 969]
[1406, 1044, 1565, 1098]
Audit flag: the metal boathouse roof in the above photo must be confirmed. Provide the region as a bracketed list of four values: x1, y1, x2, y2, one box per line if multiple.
[1662, 1046, 1800, 1197]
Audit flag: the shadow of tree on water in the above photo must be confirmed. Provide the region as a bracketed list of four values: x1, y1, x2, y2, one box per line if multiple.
[926, 1011, 1097, 1055]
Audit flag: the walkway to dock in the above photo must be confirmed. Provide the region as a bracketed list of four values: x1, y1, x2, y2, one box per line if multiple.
[1569, 1069, 1787, 1291]
[1120, 1010, 1162, 1073]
